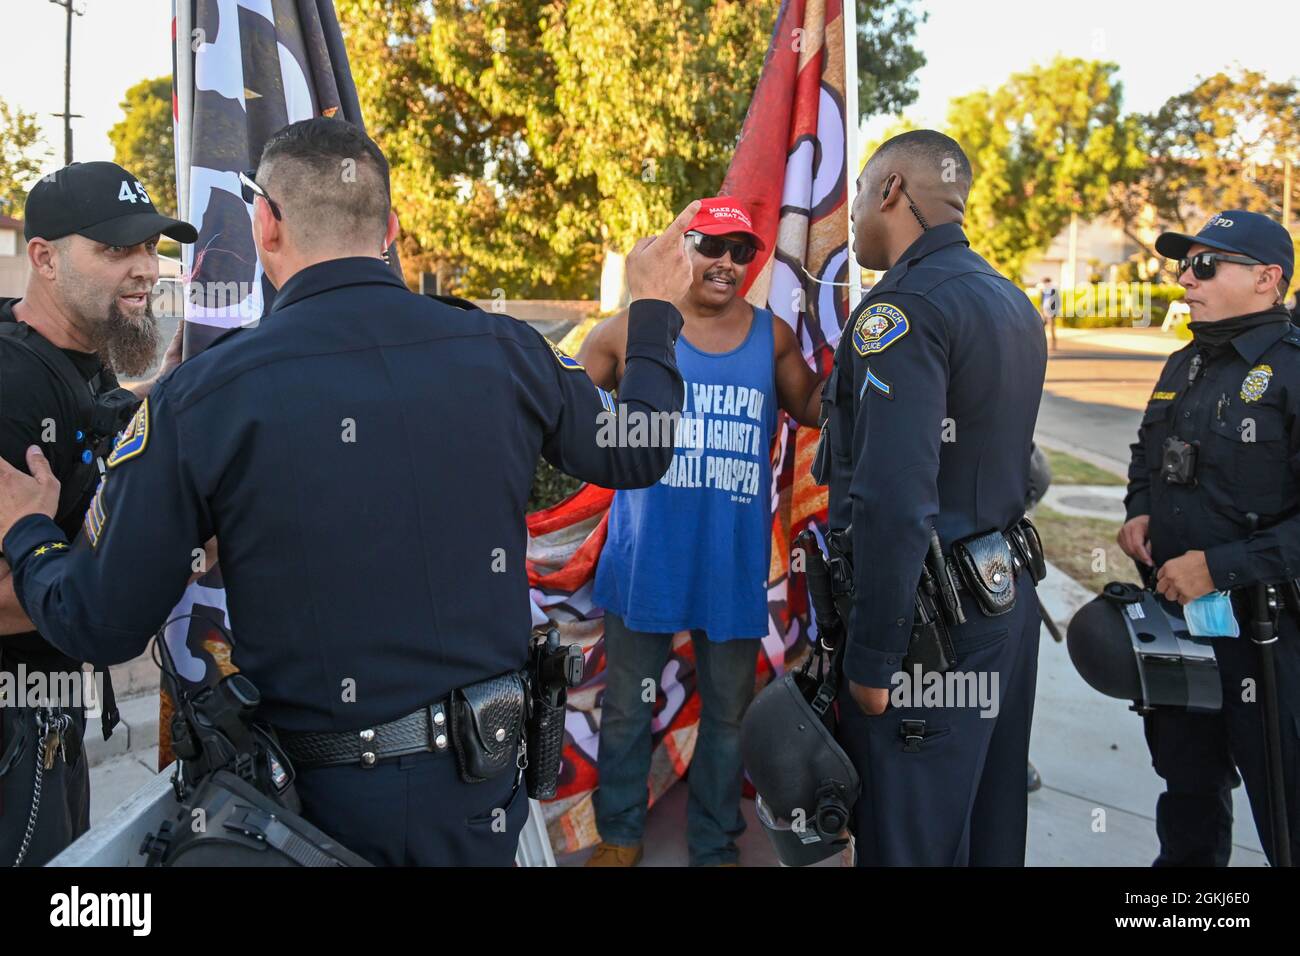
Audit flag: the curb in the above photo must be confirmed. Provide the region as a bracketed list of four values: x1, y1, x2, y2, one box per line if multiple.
[1034, 433, 1129, 481]
[85, 692, 160, 770]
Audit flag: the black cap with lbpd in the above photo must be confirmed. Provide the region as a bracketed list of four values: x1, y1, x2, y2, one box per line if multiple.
[23, 162, 198, 246]
[1155, 209, 1294, 289]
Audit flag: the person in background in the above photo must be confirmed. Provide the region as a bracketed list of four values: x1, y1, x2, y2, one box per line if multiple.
[577, 196, 825, 866]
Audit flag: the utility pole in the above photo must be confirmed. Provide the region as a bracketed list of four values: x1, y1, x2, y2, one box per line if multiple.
[49, 0, 84, 165]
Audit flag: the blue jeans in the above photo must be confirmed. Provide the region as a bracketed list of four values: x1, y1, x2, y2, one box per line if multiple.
[593, 613, 760, 865]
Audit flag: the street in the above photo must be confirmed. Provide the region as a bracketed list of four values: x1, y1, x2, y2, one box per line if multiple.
[1035, 326, 1179, 470]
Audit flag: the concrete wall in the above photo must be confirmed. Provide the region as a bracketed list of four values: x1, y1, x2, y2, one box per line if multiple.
[1021, 216, 1142, 287]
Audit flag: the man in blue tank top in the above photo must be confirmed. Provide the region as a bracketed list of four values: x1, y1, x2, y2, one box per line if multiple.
[577, 198, 825, 865]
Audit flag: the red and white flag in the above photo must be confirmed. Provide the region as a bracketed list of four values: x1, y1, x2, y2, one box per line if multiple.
[533, 0, 856, 854]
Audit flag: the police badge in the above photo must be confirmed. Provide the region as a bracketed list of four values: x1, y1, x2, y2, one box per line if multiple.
[1239, 364, 1273, 403]
[852, 302, 910, 357]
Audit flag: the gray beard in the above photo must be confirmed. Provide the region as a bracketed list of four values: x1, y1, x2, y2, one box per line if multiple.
[94, 299, 161, 378]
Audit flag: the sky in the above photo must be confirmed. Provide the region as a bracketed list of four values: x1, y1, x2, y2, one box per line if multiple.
[0, 0, 1294, 176]
[862, 0, 1295, 140]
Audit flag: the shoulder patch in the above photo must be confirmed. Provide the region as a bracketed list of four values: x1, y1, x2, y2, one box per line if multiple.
[106, 398, 149, 468]
[549, 342, 585, 371]
[852, 302, 910, 357]
[1151, 390, 1177, 401]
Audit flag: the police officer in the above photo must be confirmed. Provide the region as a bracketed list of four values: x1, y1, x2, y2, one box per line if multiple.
[0, 117, 693, 866]
[0, 162, 194, 866]
[820, 130, 1047, 866]
[1118, 210, 1300, 866]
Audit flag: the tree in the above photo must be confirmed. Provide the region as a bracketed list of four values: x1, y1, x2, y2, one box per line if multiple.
[337, 0, 924, 298]
[1135, 69, 1299, 232]
[946, 57, 1145, 282]
[108, 76, 177, 216]
[0, 99, 50, 218]
[854, 0, 926, 120]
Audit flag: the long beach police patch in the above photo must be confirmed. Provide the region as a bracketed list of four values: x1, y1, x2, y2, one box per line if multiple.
[1239, 364, 1272, 403]
[852, 302, 909, 357]
[106, 398, 149, 468]
[549, 342, 584, 371]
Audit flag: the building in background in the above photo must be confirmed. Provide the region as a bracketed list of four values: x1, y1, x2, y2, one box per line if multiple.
[0, 215, 28, 297]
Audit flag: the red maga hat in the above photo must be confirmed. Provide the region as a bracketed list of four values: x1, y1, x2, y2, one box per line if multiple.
[686, 196, 765, 251]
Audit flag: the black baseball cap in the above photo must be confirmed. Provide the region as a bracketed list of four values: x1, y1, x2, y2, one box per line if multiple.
[23, 162, 197, 246]
[1155, 209, 1293, 288]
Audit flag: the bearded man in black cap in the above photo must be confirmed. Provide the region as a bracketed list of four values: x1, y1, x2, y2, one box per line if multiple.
[0, 162, 195, 865]
[1118, 209, 1300, 867]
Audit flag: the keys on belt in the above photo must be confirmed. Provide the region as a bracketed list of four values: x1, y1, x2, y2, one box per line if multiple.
[277, 700, 451, 770]
[37, 709, 76, 771]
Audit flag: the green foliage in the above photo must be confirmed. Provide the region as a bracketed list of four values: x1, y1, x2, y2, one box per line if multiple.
[1110, 68, 1300, 267]
[1034, 505, 1134, 594]
[0, 99, 50, 219]
[946, 58, 1145, 281]
[1039, 447, 1125, 486]
[528, 458, 583, 513]
[853, 0, 926, 121]
[1139, 69, 1298, 231]
[108, 77, 178, 216]
[337, 0, 923, 298]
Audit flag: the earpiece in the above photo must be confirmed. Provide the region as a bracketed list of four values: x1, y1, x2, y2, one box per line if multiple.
[881, 176, 893, 202]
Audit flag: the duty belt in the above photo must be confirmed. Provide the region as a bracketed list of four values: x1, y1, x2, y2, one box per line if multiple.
[277, 700, 451, 770]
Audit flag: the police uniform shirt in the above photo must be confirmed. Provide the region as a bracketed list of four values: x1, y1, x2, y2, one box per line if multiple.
[1125, 308, 1300, 586]
[0, 298, 110, 671]
[3, 257, 684, 732]
[821, 223, 1047, 687]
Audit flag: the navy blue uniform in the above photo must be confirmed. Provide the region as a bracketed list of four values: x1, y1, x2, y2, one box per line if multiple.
[1126, 308, 1300, 866]
[821, 223, 1047, 865]
[3, 257, 685, 865]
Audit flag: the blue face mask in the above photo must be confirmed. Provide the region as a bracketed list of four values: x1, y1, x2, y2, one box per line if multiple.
[1183, 591, 1240, 638]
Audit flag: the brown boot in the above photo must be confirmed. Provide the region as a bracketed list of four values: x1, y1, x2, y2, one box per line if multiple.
[584, 842, 644, 867]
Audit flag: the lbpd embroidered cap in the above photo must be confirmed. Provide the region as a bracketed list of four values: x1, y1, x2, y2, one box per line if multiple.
[1156, 210, 1293, 288]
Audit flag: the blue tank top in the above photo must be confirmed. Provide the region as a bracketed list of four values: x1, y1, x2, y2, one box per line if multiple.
[594, 308, 778, 641]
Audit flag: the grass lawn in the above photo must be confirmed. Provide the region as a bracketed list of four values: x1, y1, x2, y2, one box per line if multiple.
[1032, 504, 1140, 595]
[1041, 446, 1126, 486]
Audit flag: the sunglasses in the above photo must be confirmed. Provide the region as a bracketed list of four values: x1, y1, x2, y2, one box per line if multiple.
[686, 230, 758, 265]
[1176, 251, 1262, 281]
[239, 170, 282, 221]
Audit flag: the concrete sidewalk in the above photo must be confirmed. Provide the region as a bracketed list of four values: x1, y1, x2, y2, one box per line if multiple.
[84, 475, 1268, 861]
[1053, 326, 1186, 356]
[87, 561, 1268, 864]
[557, 562, 1267, 867]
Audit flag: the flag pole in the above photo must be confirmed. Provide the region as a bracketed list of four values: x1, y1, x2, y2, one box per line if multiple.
[842, 0, 862, 310]
[174, 0, 193, 238]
